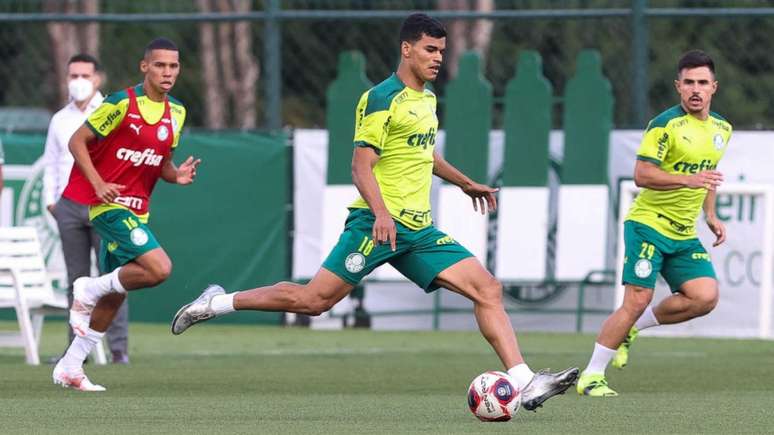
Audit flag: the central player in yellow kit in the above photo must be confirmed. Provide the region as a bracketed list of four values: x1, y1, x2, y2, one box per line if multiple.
[578, 50, 731, 397]
[172, 13, 578, 411]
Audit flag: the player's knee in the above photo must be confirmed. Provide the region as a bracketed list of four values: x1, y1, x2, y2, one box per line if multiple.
[305, 297, 335, 316]
[147, 259, 172, 285]
[623, 286, 653, 316]
[693, 288, 719, 316]
[477, 279, 503, 308]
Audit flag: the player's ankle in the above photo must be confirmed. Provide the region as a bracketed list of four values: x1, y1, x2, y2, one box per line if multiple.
[211, 292, 236, 316]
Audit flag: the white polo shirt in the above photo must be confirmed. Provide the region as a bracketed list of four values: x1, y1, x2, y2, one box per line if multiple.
[42, 92, 103, 207]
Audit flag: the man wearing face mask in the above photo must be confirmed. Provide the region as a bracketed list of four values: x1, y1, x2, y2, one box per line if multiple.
[42, 54, 130, 365]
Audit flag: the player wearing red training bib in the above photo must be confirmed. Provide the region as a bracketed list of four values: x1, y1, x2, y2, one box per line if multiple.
[53, 38, 200, 392]
[63, 85, 175, 216]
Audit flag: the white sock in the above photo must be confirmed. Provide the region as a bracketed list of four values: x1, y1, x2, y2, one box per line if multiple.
[210, 292, 236, 316]
[634, 305, 660, 331]
[60, 327, 104, 370]
[584, 342, 616, 375]
[507, 363, 535, 390]
[110, 267, 126, 293]
[84, 268, 124, 303]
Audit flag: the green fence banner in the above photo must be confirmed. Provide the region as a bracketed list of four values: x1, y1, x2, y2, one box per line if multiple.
[326, 51, 372, 184]
[443, 51, 492, 184]
[562, 50, 614, 185]
[502, 51, 552, 187]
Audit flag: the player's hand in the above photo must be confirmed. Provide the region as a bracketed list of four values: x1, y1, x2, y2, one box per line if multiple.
[94, 181, 125, 203]
[46, 204, 55, 215]
[372, 212, 397, 252]
[462, 182, 498, 215]
[685, 170, 723, 190]
[176, 156, 201, 185]
[706, 215, 726, 247]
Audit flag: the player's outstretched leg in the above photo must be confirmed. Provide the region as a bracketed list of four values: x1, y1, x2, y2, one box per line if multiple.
[433, 257, 579, 411]
[172, 268, 353, 335]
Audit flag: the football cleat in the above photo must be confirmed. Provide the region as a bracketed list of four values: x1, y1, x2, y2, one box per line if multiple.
[171, 284, 225, 335]
[576, 372, 618, 397]
[612, 326, 639, 369]
[69, 277, 96, 333]
[52, 363, 106, 392]
[520, 367, 579, 411]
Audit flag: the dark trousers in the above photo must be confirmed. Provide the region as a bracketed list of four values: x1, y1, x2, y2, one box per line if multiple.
[54, 197, 129, 355]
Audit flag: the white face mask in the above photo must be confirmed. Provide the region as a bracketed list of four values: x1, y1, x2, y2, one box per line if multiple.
[68, 77, 94, 102]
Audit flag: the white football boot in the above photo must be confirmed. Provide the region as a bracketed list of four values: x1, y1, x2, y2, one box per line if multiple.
[171, 284, 225, 335]
[520, 367, 579, 411]
[53, 362, 106, 392]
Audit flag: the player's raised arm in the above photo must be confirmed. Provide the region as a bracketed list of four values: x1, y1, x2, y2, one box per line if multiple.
[351, 146, 396, 251]
[68, 123, 124, 203]
[432, 150, 497, 214]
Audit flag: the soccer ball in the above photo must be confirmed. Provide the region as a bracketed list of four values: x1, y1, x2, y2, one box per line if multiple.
[466, 371, 520, 421]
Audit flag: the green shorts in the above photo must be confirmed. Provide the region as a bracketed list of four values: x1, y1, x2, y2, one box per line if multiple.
[91, 208, 161, 274]
[622, 220, 716, 292]
[322, 208, 474, 292]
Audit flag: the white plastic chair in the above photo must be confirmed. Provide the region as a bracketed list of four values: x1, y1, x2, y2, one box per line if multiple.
[0, 226, 106, 365]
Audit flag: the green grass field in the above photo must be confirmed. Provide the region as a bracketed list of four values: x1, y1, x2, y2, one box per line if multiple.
[1, 321, 773, 434]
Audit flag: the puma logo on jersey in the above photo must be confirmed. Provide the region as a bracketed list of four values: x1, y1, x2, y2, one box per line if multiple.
[116, 147, 163, 167]
[129, 123, 142, 135]
[408, 110, 418, 118]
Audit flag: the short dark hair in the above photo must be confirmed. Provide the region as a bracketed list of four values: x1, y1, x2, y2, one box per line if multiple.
[144, 37, 179, 57]
[399, 13, 446, 44]
[677, 50, 715, 76]
[68, 53, 101, 71]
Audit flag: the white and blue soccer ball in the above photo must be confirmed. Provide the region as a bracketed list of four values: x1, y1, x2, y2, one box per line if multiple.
[467, 371, 520, 421]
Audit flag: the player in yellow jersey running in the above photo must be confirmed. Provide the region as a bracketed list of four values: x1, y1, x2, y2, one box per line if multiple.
[577, 50, 731, 397]
[172, 13, 578, 411]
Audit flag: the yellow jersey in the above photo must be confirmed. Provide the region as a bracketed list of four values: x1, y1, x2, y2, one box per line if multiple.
[627, 105, 732, 239]
[349, 73, 438, 230]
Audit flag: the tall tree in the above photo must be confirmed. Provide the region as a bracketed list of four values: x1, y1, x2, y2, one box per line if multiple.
[437, 0, 494, 78]
[44, 0, 101, 106]
[197, 0, 259, 129]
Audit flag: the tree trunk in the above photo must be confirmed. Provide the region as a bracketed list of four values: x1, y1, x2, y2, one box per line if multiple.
[197, 0, 226, 128]
[436, 0, 494, 77]
[79, 0, 100, 58]
[471, 0, 494, 59]
[44, 0, 78, 106]
[437, 0, 468, 78]
[232, 0, 259, 129]
[217, 0, 238, 122]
